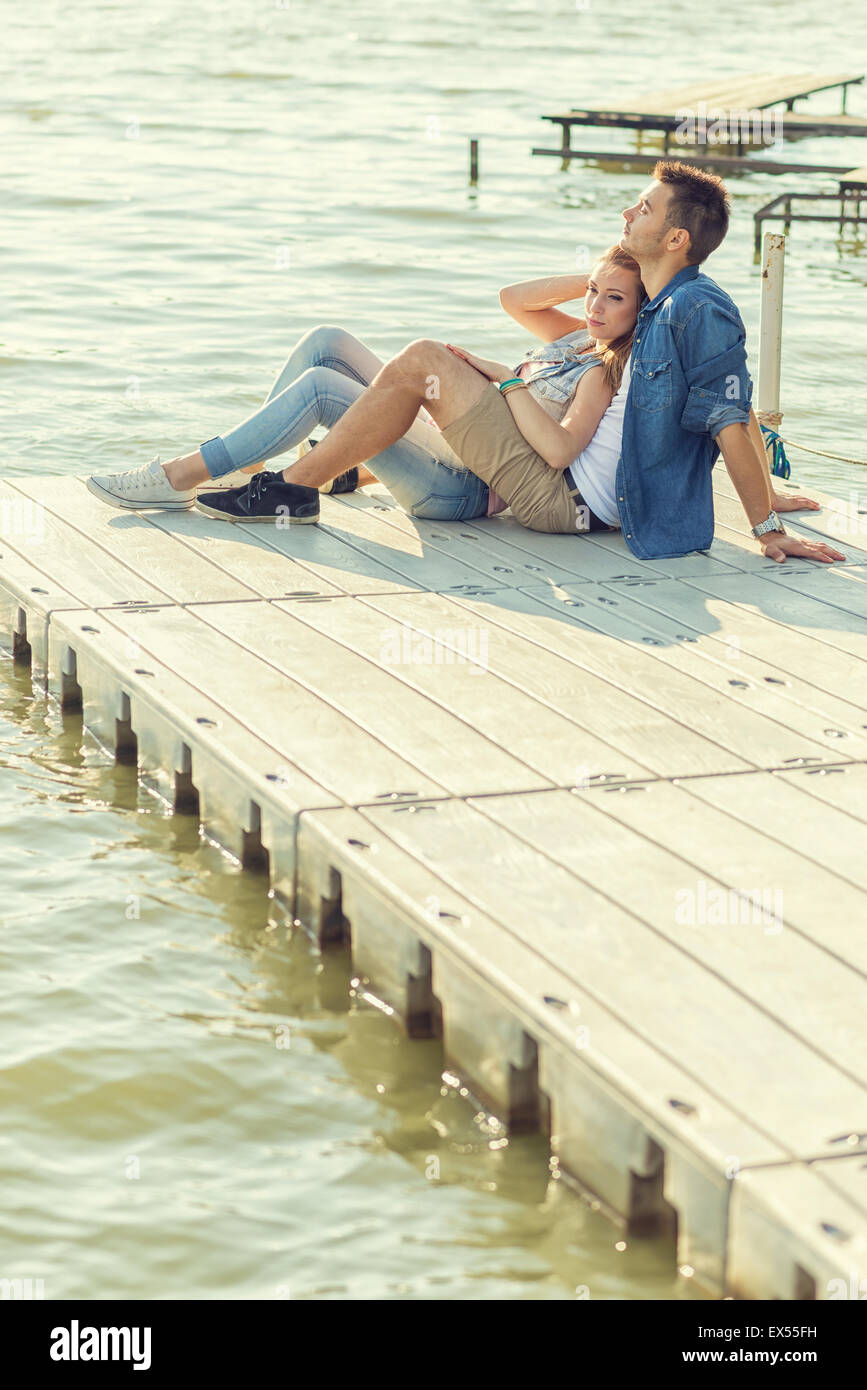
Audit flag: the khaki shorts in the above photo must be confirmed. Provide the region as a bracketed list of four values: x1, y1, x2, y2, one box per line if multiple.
[440, 384, 589, 534]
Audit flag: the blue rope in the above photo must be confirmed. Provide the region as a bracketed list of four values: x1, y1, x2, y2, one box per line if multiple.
[759, 423, 791, 480]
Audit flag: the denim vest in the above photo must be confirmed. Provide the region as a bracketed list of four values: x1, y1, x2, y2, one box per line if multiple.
[514, 328, 602, 421]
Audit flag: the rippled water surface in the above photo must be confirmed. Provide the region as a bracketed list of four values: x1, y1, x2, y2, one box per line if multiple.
[2, 0, 866, 1299]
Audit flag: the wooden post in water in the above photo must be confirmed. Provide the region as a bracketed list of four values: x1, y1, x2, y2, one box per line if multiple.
[469, 138, 479, 185]
[757, 232, 785, 431]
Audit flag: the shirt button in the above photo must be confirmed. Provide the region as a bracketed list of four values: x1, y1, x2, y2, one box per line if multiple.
[626, 533, 632, 538]
[618, 496, 624, 502]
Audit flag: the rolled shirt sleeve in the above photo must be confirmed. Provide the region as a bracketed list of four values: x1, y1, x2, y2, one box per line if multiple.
[677, 303, 753, 438]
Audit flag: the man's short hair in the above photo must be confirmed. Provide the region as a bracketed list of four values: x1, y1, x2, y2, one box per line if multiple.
[652, 160, 730, 264]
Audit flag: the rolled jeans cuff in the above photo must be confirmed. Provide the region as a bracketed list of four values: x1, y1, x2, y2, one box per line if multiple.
[200, 436, 236, 479]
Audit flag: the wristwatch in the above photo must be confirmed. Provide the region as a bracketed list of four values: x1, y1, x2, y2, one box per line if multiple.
[751, 509, 786, 540]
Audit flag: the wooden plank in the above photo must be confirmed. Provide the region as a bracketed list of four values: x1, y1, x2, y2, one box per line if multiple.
[332, 490, 591, 589]
[750, 566, 867, 625]
[579, 522, 788, 576]
[599, 574, 867, 727]
[775, 761, 867, 827]
[553, 76, 785, 118]
[580, 576, 867, 755]
[275, 588, 655, 784]
[13, 477, 272, 605]
[368, 588, 754, 776]
[354, 792, 867, 1162]
[317, 497, 522, 595]
[188, 597, 553, 797]
[342, 488, 669, 585]
[676, 770, 867, 907]
[728, 1158, 867, 1299]
[457, 507, 740, 579]
[531, 147, 855, 177]
[250, 492, 436, 595]
[474, 783, 867, 1083]
[0, 481, 169, 609]
[45, 606, 338, 896]
[562, 771, 867, 968]
[840, 165, 867, 187]
[684, 569, 867, 667]
[296, 802, 786, 1290]
[508, 582, 858, 767]
[62, 602, 452, 806]
[113, 502, 347, 600]
[147, 485, 429, 598]
[0, 482, 86, 668]
[623, 72, 864, 114]
[549, 72, 863, 119]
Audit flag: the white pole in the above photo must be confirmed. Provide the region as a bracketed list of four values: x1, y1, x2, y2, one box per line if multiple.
[757, 232, 785, 427]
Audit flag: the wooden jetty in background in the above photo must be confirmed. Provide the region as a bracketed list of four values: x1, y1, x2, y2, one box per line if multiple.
[2, 467, 866, 1300]
[754, 165, 867, 251]
[534, 72, 867, 176]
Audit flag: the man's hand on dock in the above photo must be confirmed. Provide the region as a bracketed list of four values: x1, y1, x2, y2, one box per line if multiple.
[770, 489, 822, 513]
[760, 532, 846, 564]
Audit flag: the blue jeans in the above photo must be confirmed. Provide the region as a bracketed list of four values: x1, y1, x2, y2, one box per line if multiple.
[199, 325, 490, 521]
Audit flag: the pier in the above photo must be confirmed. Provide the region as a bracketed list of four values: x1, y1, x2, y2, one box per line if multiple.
[2, 468, 866, 1300]
[754, 165, 867, 251]
[534, 72, 866, 176]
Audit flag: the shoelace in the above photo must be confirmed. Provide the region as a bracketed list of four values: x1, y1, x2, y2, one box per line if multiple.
[113, 457, 160, 493]
[246, 470, 277, 507]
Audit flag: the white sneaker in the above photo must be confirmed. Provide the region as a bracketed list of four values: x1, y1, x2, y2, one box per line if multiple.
[86, 456, 196, 510]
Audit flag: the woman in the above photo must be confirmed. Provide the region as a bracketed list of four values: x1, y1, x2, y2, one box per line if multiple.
[443, 243, 644, 533]
[87, 246, 645, 533]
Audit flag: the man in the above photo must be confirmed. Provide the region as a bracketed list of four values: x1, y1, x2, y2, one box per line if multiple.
[610, 161, 840, 563]
[89, 162, 843, 564]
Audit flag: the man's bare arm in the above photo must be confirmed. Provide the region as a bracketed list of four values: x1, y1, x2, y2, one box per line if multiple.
[746, 408, 820, 513]
[716, 421, 844, 564]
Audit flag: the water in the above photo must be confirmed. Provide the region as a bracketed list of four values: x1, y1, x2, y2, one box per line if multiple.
[2, 0, 866, 1300]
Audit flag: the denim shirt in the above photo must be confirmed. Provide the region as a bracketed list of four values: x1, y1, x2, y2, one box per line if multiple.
[514, 328, 602, 420]
[616, 265, 753, 559]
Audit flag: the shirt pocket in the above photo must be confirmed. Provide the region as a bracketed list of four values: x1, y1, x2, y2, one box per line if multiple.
[631, 358, 672, 413]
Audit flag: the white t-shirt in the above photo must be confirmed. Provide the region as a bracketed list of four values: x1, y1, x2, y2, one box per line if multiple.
[566, 355, 631, 527]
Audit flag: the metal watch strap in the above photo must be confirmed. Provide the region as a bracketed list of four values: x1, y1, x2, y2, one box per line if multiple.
[751, 509, 785, 539]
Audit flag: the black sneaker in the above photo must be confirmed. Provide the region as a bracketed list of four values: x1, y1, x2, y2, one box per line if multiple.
[195, 470, 320, 524]
[319, 466, 359, 496]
